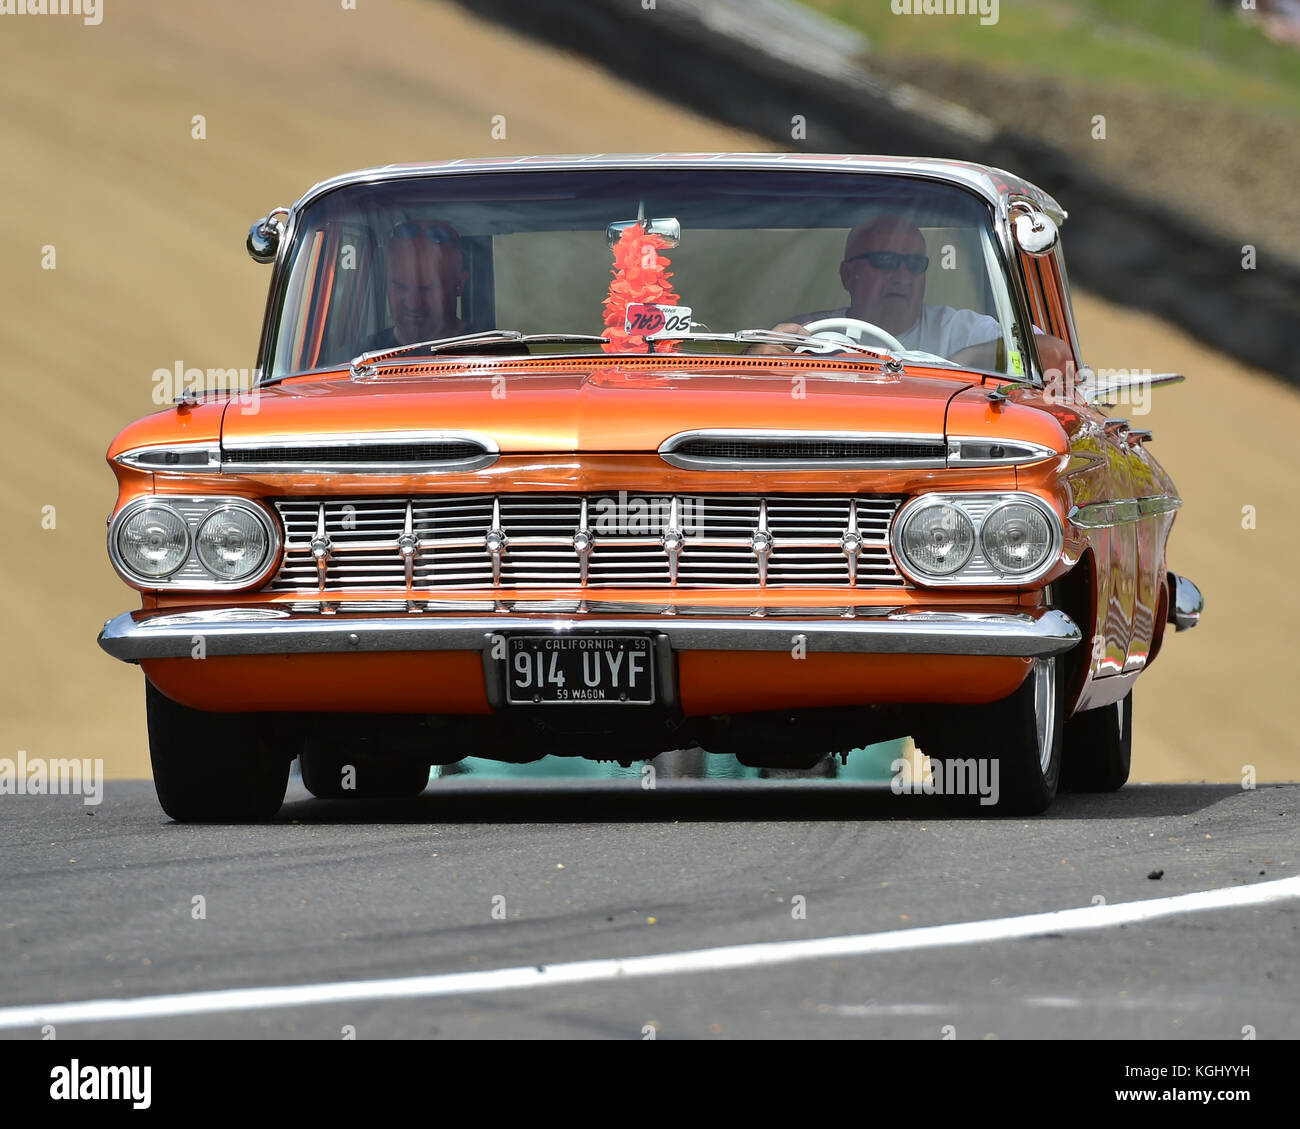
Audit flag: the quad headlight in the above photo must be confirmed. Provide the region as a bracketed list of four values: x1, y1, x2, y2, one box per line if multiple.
[980, 501, 1055, 574]
[116, 505, 190, 579]
[896, 502, 975, 577]
[110, 497, 279, 589]
[196, 506, 272, 581]
[892, 493, 1061, 585]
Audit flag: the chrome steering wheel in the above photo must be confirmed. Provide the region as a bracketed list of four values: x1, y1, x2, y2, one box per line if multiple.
[799, 316, 907, 355]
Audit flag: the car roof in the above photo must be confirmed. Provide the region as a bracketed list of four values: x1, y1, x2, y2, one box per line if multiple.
[289, 153, 1067, 224]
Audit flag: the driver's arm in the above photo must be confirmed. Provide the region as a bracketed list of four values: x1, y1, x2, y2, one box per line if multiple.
[745, 322, 807, 355]
[949, 339, 999, 370]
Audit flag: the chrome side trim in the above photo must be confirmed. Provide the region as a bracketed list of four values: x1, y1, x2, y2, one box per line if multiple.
[98, 606, 1081, 662]
[1069, 495, 1182, 528]
[1167, 573, 1203, 631]
[114, 444, 222, 474]
[658, 429, 947, 471]
[946, 437, 1059, 467]
[1081, 372, 1185, 405]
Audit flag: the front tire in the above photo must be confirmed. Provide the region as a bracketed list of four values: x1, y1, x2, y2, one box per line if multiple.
[1060, 692, 1132, 792]
[145, 681, 290, 823]
[923, 654, 1065, 815]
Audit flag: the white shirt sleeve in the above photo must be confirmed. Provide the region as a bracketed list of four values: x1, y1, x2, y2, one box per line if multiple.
[900, 305, 1002, 356]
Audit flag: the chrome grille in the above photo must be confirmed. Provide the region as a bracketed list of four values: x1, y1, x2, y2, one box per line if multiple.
[270, 494, 905, 592]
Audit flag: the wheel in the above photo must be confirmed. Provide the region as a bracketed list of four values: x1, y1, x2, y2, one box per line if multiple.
[300, 740, 430, 799]
[145, 680, 290, 823]
[1060, 691, 1132, 792]
[800, 315, 907, 353]
[922, 654, 1065, 815]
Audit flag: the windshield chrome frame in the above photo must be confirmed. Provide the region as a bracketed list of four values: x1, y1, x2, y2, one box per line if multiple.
[256, 158, 1051, 387]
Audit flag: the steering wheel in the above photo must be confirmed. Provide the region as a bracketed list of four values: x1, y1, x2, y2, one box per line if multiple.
[799, 316, 906, 355]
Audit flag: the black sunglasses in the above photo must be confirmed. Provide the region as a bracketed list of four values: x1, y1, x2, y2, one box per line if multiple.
[391, 221, 460, 244]
[846, 250, 929, 274]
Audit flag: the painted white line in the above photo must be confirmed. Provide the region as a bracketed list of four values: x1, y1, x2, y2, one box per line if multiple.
[826, 1003, 948, 1017]
[1, 875, 1296, 1030]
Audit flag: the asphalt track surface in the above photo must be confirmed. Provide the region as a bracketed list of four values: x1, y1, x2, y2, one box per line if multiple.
[1, 779, 1295, 1039]
[1, 0, 1297, 1048]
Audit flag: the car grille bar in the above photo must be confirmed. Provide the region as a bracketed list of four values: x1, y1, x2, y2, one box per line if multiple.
[269, 494, 905, 592]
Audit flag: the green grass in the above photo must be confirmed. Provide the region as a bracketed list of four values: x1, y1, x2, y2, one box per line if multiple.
[801, 0, 1300, 119]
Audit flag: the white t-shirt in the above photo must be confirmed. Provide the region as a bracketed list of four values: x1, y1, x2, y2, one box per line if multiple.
[796, 305, 1001, 357]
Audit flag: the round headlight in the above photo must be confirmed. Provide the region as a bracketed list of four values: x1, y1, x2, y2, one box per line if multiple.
[116, 505, 189, 579]
[196, 507, 270, 581]
[900, 503, 975, 577]
[981, 502, 1054, 574]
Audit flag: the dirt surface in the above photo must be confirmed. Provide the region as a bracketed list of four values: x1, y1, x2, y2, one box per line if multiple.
[866, 52, 1300, 271]
[0, 0, 1292, 783]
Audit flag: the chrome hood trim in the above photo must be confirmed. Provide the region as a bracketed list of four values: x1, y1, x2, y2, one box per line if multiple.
[217, 430, 499, 475]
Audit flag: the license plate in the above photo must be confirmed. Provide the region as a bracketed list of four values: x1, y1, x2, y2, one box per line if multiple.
[504, 636, 655, 705]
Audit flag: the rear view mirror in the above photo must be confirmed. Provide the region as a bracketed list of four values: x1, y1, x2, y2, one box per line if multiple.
[606, 217, 680, 248]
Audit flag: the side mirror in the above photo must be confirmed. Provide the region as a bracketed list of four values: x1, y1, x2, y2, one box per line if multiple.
[1010, 208, 1059, 257]
[247, 208, 289, 264]
[606, 216, 680, 249]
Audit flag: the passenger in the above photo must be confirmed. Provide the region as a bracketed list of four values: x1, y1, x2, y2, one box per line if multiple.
[361, 220, 469, 352]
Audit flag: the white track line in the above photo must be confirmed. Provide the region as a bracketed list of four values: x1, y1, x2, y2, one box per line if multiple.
[1, 875, 1296, 1029]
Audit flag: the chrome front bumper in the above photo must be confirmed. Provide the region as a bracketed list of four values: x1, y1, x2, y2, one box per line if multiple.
[98, 605, 1081, 662]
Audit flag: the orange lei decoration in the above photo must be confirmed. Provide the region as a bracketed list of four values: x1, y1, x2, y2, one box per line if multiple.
[601, 225, 682, 353]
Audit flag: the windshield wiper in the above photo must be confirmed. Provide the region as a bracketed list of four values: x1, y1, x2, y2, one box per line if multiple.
[648, 329, 906, 371]
[348, 331, 610, 376]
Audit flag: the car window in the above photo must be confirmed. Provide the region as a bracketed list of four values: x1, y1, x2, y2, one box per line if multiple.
[266, 169, 1026, 379]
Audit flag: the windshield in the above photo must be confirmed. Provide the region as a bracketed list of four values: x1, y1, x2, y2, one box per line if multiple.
[264, 168, 1026, 380]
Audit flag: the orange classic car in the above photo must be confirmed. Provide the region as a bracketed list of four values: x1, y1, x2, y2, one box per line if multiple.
[99, 154, 1202, 821]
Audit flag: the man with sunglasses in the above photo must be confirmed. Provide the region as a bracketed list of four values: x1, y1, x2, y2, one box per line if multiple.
[754, 215, 1002, 366]
[360, 220, 469, 353]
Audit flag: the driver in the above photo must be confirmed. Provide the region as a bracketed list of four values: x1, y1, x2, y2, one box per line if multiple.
[360, 220, 469, 353]
[750, 215, 1002, 365]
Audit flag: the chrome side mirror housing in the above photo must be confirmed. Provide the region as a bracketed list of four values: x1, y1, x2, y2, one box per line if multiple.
[1010, 206, 1059, 257]
[247, 208, 289, 264]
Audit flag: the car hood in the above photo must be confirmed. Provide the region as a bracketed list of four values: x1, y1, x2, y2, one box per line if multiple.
[221, 365, 973, 452]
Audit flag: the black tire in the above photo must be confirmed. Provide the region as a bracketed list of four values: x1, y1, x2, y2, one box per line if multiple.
[300, 741, 430, 799]
[145, 680, 290, 823]
[1060, 692, 1132, 792]
[923, 654, 1065, 816]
